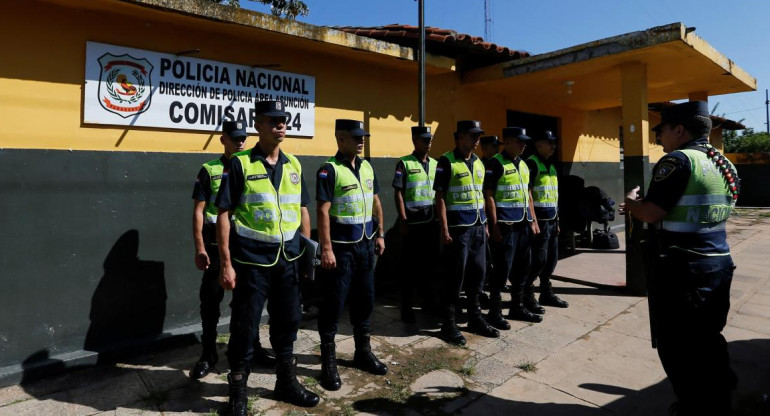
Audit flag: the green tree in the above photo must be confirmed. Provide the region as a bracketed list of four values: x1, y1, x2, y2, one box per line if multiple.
[725, 128, 770, 153]
[210, 0, 309, 19]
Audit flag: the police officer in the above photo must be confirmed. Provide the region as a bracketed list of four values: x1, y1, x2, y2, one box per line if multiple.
[525, 130, 569, 315]
[620, 101, 739, 415]
[216, 101, 319, 414]
[393, 126, 439, 323]
[434, 120, 499, 346]
[189, 122, 276, 381]
[316, 119, 388, 391]
[484, 127, 542, 326]
[479, 135, 500, 164]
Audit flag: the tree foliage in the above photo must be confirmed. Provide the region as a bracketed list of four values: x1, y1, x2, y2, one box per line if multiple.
[724, 128, 770, 153]
[210, 0, 309, 19]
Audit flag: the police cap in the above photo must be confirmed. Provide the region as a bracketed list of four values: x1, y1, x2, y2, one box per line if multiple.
[533, 130, 557, 142]
[255, 100, 289, 118]
[411, 126, 433, 139]
[335, 119, 370, 137]
[222, 120, 247, 139]
[652, 101, 710, 132]
[502, 127, 531, 141]
[480, 135, 500, 146]
[456, 120, 484, 134]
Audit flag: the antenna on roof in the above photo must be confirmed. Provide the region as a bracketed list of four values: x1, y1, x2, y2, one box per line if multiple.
[484, 0, 492, 41]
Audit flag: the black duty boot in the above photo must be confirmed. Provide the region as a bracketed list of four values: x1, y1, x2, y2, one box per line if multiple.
[440, 306, 466, 346]
[523, 286, 546, 314]
[353, 334, 388, 375]
[507, 292, 543, 323]
[274, 356, 320, 407]
[485, 299, 511, 330]
[227, 371, 249, 416]
[539, 280, 569, 308]
[191, 352, 217, 380]
[252, 344, 277, 368]
[319, 342, 341, 391]
[467, 308, 500, 338]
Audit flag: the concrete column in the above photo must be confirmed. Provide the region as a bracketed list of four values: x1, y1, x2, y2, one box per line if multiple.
[621, 62, 649, 295]
[689, 91, 708, 102]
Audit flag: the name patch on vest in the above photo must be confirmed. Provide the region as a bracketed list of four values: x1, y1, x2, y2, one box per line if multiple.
[505, 169, 517, 175]
[408, 168, 421, 174]
[455, 172, 469, 179]
[211, 174, 222, 180]
[247, 174, 269, 180]
[341, 184, 358, 191]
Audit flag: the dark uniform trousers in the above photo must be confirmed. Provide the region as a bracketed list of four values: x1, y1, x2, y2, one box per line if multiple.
[200, 244, 224, 359]
[318, 239, 375, 344]
[441, 223, 487, 315]
[227, 258, 301, 373]
[489, 222, 532, 299]
[652, 254, 736, 415]
[527, 219, 558, 287]
[400, 221, 440, 309]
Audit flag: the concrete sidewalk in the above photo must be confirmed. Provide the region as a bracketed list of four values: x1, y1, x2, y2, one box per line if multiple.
[1, 210, 769, 415]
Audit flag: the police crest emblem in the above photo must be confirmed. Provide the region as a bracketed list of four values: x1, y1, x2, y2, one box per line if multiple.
[97, 53, 153, 118]
[289, 172, 300, 185]
[366, 179, 373, 189]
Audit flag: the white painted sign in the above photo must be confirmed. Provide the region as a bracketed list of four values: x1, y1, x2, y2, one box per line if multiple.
[84, 42, 315, 137]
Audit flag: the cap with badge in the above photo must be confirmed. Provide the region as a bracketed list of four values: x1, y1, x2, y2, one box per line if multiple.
[222, 120, 247, 139]
[456, 120, 485, 134]
[502, 127, 531, 141]
[533, 130, 557, 142]
[480, 135, 500, 146]
[255, 100, 289, 118]
[335, 119, 370, 137]
[652, 101, 709, 132]
[411, 126, 433, 139]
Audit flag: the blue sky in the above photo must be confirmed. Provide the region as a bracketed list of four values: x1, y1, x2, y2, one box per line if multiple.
[243, 0, 769, 132]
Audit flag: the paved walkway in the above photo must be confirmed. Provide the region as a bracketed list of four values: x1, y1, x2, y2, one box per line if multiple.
[1, 210, 769, 415]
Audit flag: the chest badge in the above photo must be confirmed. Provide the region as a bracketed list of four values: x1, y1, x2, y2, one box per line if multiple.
[476, 169, 483, 178]
[289, 172, 300, 185]
[366, 179, 374, 190]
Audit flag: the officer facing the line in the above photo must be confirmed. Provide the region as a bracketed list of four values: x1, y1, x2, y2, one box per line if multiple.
[316, 119, 388, 392]
[525, 130, 569, 315]
[434, 120, 500, 346]
[393, 126, 439, 323]
[620, 101, 739, 415]
[216, 101, 319, 414]
[483, 127, 542, 326]
[189, 121, 276, 381]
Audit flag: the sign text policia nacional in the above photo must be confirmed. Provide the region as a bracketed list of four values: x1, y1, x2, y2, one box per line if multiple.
[84, 42, 316, 137]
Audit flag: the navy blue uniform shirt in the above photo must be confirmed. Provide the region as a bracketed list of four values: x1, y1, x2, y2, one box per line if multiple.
[316, 152, 380, 202]
[392, 152, 431, 190]
[193, 155, 229, 245]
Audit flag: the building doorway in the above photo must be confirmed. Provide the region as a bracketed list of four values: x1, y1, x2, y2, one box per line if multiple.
[507, 110, 560, 160]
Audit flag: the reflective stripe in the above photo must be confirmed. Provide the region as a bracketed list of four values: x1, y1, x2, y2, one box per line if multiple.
[448, 184, 475, 192]
[240, 193, 277, 204]
[333, 215, 373, 224]
[405, 200, 433, 208]
[205, 213, 218, 224]
[495, 202, 526, 208]
[496, 184, 525, 191]
[447, 204, 479, 211]
[532, 185, 558, 191]
[332, 194, 364, 203]
[676, 194, 734, 206]
[235, 222, 282, 243]
[279, 194, 302, 204]
[533, 202, 558, 208]
[406, 180, 431, 189]
[662, 221, 727, 233]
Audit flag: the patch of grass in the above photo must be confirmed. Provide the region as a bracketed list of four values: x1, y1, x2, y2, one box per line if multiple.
[247, 394, 258, 414]
[516, 361, 537, 373]
[6, 398, 32, 406]
[216, 333, 230, 345]
[312, 343, 321, 352]
[203, 410, 220, 416]
[217, 373, 229, 382]
[759, 212, 770, 218]
[284, 410, 308, 416]
[458, 360, 476, 376]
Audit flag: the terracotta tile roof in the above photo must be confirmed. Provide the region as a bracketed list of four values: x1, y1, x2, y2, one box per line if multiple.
[334, 24, 530, 70]
[650, 102, 746, 130]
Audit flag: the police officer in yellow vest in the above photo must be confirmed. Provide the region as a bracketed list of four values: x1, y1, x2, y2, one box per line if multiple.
[483, 127, 543, 326]
[524, 130, 569, 315]
[434, 120, 500, 346]
[316, 119, 388, 391]
[393, 126, 439, 323]
[215, 101, 319, 414]
[620, 101, 739, 415]
[190, 121, 276, 381]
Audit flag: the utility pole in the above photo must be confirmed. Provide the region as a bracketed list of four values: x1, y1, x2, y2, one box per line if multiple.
[418, 0, 425, 127]
[765, 89, 769, 134]
[484, 0, 492, 41]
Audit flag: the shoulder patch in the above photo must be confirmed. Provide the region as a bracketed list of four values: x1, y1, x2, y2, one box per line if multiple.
[653, 162, 677, 182]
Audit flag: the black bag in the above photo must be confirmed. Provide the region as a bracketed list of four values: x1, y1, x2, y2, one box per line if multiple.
[592, 228, 620, 249]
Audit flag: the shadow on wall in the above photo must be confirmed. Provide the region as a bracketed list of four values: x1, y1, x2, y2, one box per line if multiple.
[83, 229, 167, 359]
